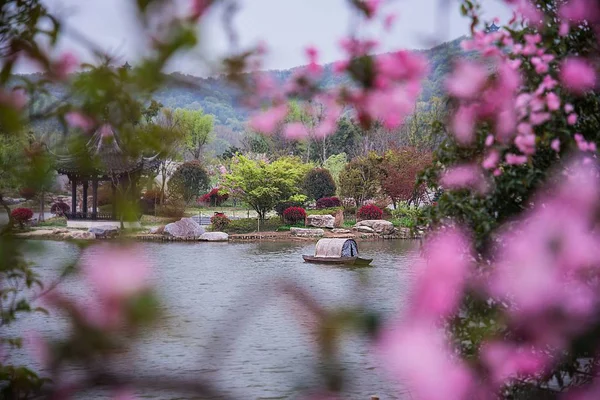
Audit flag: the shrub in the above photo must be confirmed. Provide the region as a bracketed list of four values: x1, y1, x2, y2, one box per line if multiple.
[140, 188, 162, 214]
[357, 204, 383, 220]
[19, 187, 36, 200]
[283, 206, 306, 224]
[224, 218, 281, 234]
[169, 161, 211, 204]
[316, 196, 341, 209]
[199, 188, 229, 207]
[11, 208, 33, 227]
[303, 168, 336, 201]
[50, 201, 70, 216]
[155, 201, 186, 218]
[275, 201, 304, 217]
[210, 212, 231, 231]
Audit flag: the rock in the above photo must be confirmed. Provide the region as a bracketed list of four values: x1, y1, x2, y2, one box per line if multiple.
[164, 218, 205, 238]
[149, 226, 164, 235]
[396, 227, 412, 239]
[67, 231, 96, 240]
[354, 219, 395, 235]
[52, 228, 69, 234]
[88, 225, 119, 239]
[306, 214, 335, 229]
[290, 227, 325, 237]
[356, 226, 375, 234]
[198, 232, 229, 242]
[333, 209, 344, 228]
[332, 228, 352, 234]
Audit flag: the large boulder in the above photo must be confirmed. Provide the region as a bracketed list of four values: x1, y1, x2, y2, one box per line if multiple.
[306, 214, 335, 229]
[290, 227, 324, 237]
[354, 220, 395, 235]
[198, 232, 229, 242]
[149, 226, 165, 235]
[164, 218, 205, 238]
[67, 230, 96, 240]
[88, 225, 119, 239]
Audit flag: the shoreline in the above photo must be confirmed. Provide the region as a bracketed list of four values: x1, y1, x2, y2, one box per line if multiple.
[13, 227, 419, 243]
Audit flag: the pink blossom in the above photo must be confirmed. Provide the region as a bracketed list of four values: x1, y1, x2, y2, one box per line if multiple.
[383, 13, 397, 31]
[551, 138, 561, 152]
[364, 0, 382, 18]
[517, 122, 533, 136]
[82, 245, 150, 300]
[365, 87, 415, 129]
[24, 331, 50, 367]
[515, 134, 536, 155]
[190, 0, 210, 20]
[505, 153, 528, 165]
[218, 165, 228, 175]
[565, 103, 575, 113]
[485, 134, 494, 147]
[375, 51, 428, 82]
[65, 111, 94, 131]
[483, 150, 500, 170]
[546, 92, 561, 111]
[561, 57, 597, 94]
[409, 228, 472, 320]
[283, 122, 308, 140]
[559, 21, 570, 36]
[481, 342, 549, 385]
[568, 113, 578, 125]
[452, 105, 477, 145]
[0, 88, 27, 110]
[445, 61, 488, 99]
[531, 57, 548, 74]
[559, 0, 600, 22]
[529, 112, 551, 126]
[379, 322, 474, 400]
[249, 104, 288, 134]
[440, 164, 488, 193]
[305, 46, 318, 64]
[53, 52, 78, 80]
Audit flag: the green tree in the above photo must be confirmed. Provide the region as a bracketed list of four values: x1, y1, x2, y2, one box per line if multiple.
[169, 161, 210, 204]
[175, 108, 214, 161]
[303, 168, 337, 200]
[338, 154, 380, 207]
[224, 155, 310, 220]
[323, 152, 348, 186]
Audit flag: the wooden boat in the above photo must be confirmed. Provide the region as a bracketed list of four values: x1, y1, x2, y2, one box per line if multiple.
[302, 238, 373, 266]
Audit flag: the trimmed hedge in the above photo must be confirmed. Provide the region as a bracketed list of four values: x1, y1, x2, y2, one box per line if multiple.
[283, 207, 306, 224]
[316, 196, 342, 209]
[210, 212, 231, 231]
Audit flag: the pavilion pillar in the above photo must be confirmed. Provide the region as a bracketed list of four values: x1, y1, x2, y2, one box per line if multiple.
[82, 181, 88, 218]
[71, 178, 77, 217]
[92, 179, 98, 219]
[111, 180, 117, 220]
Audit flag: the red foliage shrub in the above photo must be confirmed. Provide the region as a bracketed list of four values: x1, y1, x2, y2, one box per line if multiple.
[357, 204, 383, 220]
[316, 196, 342, 209]
[283, 207, 306, 224]
[199, 188, 229, 207]
[51, 201, 70, 216]
[19, 187, 36, 200]
[210, 212, 231, 231]
[11, 208, 34, 226]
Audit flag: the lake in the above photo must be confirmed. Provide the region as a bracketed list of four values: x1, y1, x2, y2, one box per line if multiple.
[17, 239, 420, 399]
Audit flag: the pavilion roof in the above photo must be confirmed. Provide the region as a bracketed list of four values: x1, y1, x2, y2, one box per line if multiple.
[55, 125, 159, 178]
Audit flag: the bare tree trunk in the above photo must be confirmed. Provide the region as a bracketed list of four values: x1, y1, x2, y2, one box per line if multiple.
[38, 191, 45, 222]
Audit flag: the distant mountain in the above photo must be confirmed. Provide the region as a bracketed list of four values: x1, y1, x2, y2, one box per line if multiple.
[151, 36, 467, 131]
[22, 36, 467, 140]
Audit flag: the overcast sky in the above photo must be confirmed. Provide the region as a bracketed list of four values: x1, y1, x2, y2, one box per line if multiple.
[34, 0, 512, 76]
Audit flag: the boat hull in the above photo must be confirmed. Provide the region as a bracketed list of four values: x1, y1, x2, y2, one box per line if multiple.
[302, 255, 373, 266]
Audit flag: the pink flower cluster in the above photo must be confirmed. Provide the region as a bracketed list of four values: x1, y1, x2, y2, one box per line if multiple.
[247, 13, 426, 139]
[381, 160, 600, 398]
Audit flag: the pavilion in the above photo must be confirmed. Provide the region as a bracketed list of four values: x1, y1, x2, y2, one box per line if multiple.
[55, 124, 159, 228]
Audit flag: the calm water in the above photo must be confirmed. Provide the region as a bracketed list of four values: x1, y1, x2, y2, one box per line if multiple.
[17, 240, 420, 399]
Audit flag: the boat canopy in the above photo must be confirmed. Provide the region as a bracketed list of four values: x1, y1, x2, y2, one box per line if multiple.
[314, 238, 359, 258]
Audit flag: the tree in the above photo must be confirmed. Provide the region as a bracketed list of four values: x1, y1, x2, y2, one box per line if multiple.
[142, 99, 163, 124]
[338, 154, 380, 207]
[175, 108, 214, 161]
[323, 152, 348, 186]
[152, 108, 185, 205]
[169, 161, 210, 204]
[303, 168, 337, 200]
[224, 155, 310, 220]
[378, 147, 433, 208]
